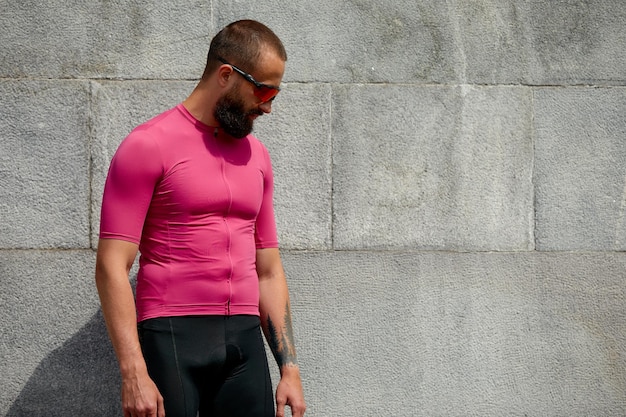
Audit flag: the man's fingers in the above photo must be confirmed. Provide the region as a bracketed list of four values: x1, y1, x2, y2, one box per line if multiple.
[291, 402, 307, 417]
[275, 397, 286, 417]
[157, 394, 165, 417]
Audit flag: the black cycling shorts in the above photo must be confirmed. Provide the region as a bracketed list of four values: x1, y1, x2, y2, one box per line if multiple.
[138, 315, 274, 417]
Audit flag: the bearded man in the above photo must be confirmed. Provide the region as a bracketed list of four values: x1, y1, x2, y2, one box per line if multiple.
[95, 19, 306, 417]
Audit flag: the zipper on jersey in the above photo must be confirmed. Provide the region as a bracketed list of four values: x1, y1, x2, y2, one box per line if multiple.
[220, 155, 234, 316]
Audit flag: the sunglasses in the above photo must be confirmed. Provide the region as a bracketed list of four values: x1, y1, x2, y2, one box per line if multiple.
[217, 57, 280, 103]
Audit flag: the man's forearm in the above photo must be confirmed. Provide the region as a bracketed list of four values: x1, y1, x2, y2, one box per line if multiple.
[95, 266, 146, 375]
[94, 239, 146, 375]
[264, 303, 299, 369]
[256, 248, 301, 370]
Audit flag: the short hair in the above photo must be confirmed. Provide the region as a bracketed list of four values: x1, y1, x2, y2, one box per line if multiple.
[202, 20, 287, 80]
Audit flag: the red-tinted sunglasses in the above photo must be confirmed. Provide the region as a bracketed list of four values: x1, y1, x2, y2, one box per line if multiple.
[218, 57, 280, 103]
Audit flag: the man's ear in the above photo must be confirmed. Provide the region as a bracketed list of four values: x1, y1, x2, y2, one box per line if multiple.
[217, 64, 233, 87]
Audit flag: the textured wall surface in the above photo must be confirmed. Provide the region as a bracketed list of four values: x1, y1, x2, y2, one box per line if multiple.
[1, 1, 625, 416]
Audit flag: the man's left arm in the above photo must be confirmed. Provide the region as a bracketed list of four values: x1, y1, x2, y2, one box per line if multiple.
[257, 247, 306, 417]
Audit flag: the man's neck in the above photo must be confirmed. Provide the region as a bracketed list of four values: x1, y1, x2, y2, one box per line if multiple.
[182, 82, 219, 127]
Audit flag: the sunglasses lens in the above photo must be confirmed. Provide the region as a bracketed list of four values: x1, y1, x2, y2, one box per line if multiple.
[255, 86, 279, 102]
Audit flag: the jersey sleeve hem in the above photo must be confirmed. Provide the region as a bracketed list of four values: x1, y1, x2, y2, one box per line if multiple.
[99, 233, 141, 246]
[255, 240, 279, 249]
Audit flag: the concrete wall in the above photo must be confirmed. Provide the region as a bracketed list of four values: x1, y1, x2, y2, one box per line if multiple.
[1, 1, 625, 416]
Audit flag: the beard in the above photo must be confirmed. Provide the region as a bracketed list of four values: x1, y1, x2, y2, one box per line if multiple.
[213, 90, 262, 139]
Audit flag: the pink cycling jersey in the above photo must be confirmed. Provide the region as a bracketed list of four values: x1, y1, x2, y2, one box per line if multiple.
[100, 104, 279, 321]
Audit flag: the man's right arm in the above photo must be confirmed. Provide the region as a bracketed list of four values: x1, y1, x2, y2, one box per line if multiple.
[95, 238, 164, 417]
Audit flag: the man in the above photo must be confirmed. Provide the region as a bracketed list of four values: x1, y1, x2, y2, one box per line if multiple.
[95, 20, 306, 417]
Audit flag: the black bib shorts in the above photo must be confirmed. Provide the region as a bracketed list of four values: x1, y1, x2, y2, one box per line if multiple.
[138, 315, 274, 417]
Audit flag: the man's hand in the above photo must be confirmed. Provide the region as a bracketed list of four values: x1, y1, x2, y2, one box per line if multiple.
[275, 366, 306, 417]
[121, 371, 165, 417]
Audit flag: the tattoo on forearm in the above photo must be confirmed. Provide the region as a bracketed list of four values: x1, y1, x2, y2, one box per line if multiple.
[267, 305, 298, 367]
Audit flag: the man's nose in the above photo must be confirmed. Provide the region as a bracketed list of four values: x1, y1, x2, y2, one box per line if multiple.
[259, 100, 273, 114]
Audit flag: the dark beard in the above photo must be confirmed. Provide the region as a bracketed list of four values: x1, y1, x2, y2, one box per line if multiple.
[213, 91, 261, 139]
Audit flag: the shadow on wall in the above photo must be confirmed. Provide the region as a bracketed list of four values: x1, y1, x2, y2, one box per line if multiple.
[7, 309, 121, 416]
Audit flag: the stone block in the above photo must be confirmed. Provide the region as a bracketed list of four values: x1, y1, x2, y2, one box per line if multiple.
[523, 0, 626, 85]
[332, 84, 534, 250]
[0, 1, 211, 79]
[0, 80, 90, 249]
[535, 87, 626, 250]
[281, 250, 626, 417]
[454, 0, 626, 85]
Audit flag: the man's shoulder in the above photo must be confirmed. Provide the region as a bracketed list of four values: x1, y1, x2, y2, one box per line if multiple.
[133, 105, 182, 135]
[121, 105, 188, 149]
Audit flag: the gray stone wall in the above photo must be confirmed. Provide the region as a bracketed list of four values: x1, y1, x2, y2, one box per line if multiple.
[1, 1, 625, 416]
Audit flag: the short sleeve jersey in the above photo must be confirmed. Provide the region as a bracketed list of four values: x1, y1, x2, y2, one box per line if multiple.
[100, 104, 279, 321]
